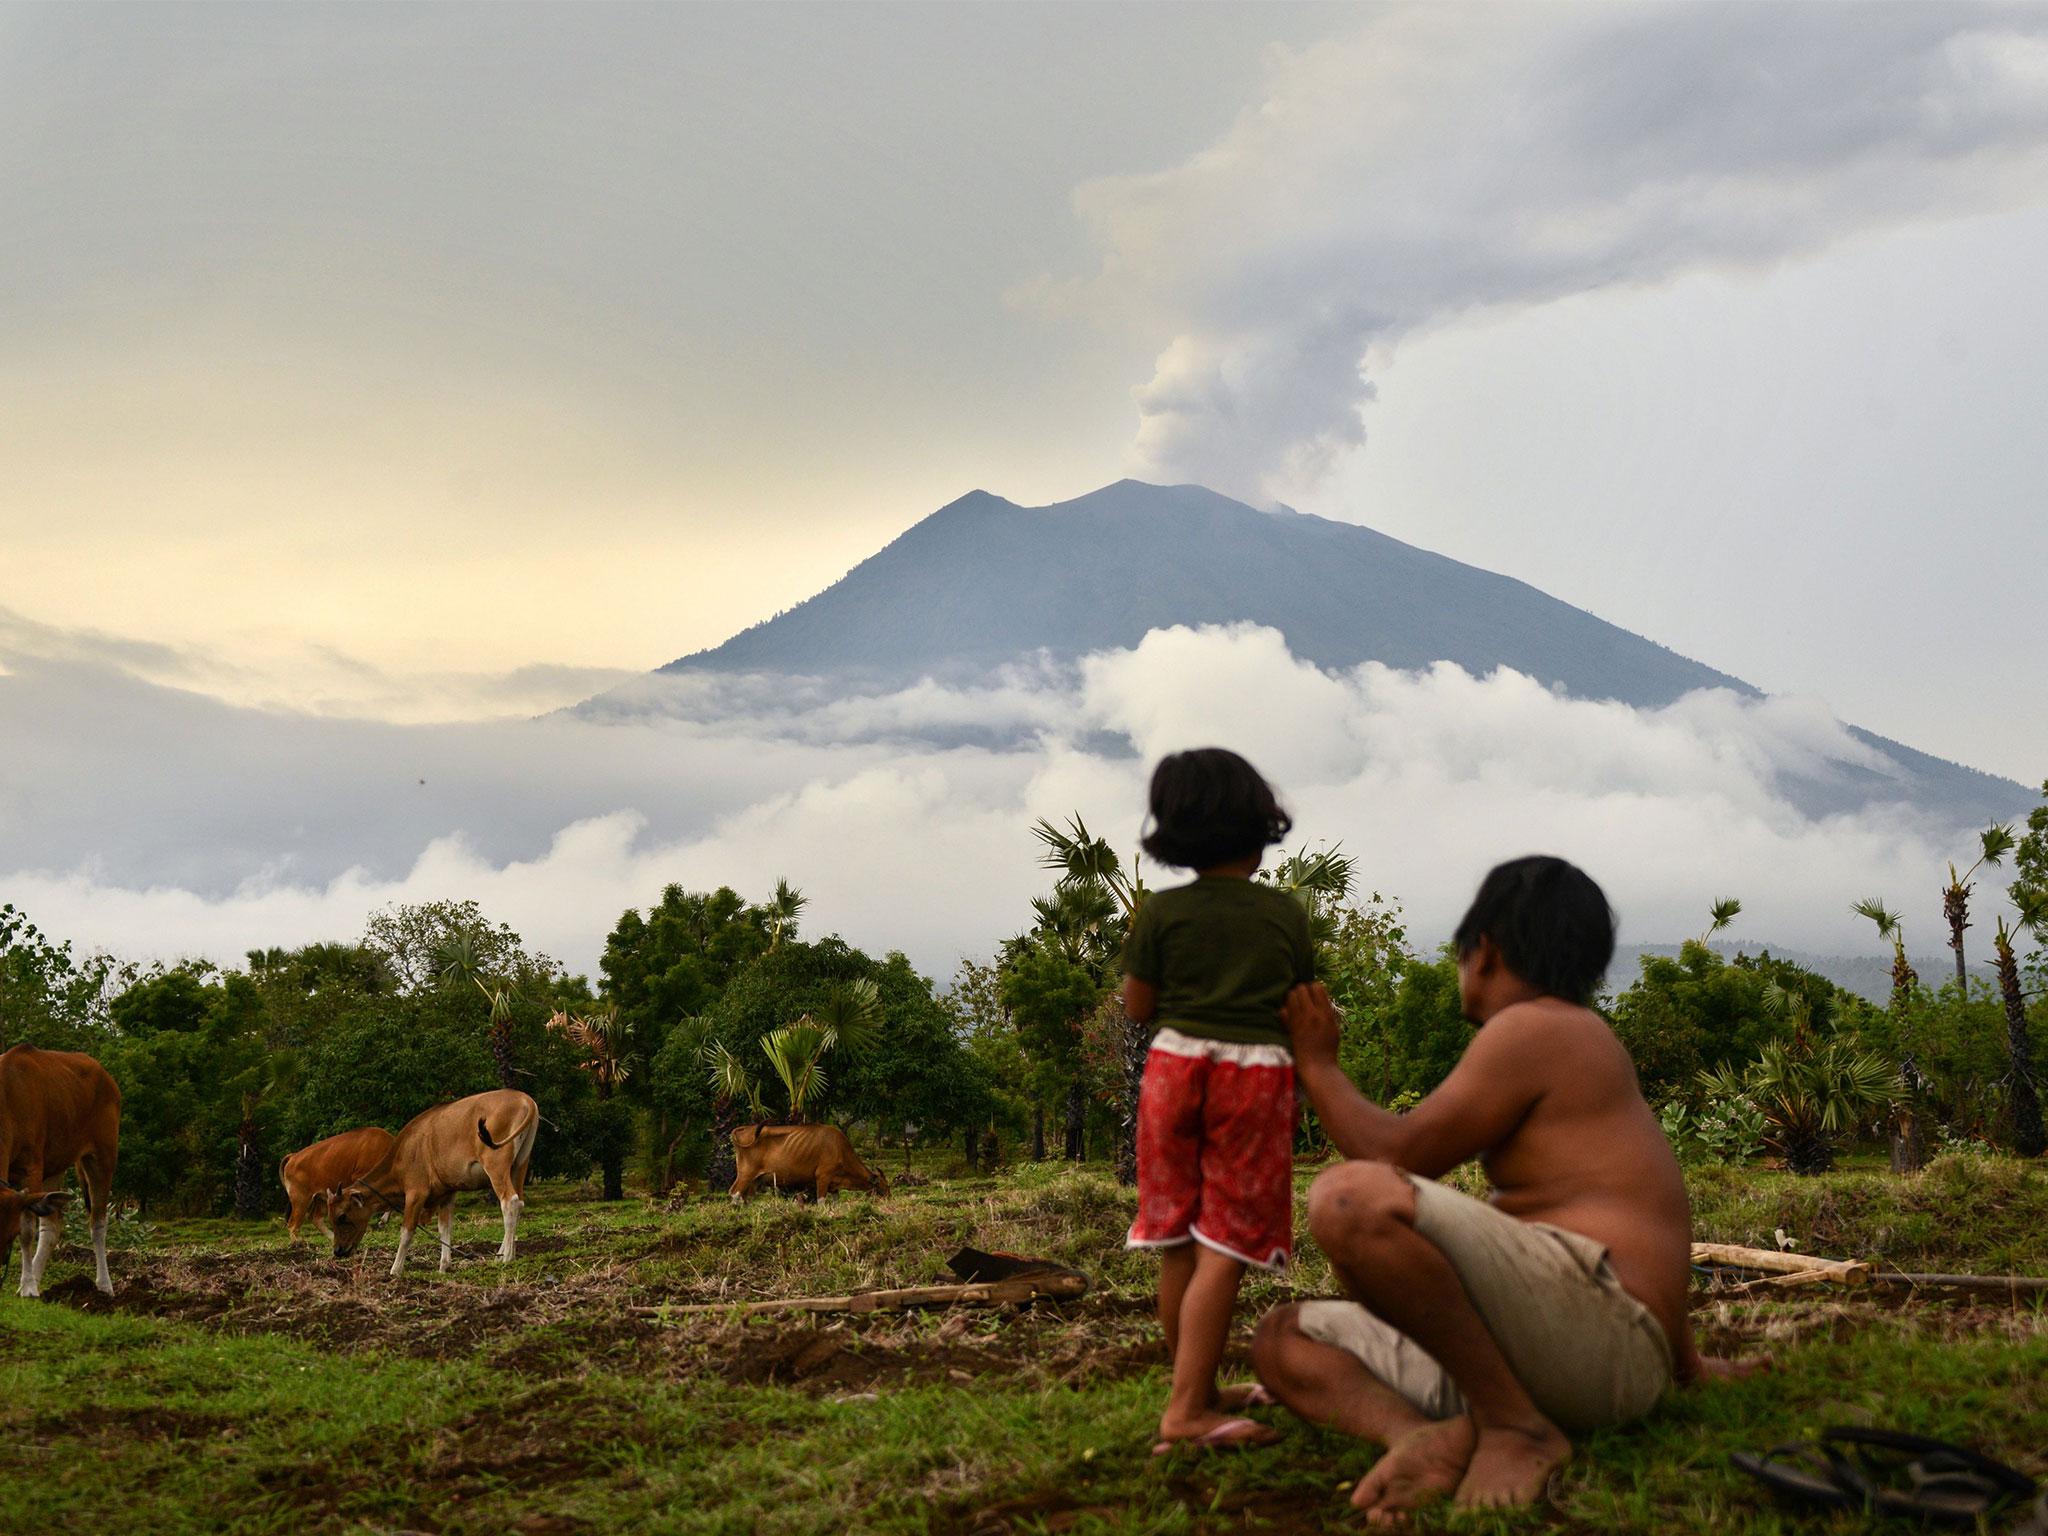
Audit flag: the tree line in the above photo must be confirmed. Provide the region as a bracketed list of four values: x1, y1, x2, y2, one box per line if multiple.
[1, 779, 2041, 1213]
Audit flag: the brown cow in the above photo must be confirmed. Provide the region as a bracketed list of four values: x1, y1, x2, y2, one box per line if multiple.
[327, 1089, 538, 1277]
[729, 1123, 889, 1201]
[280, 1126, 395, 1242]
[0, 1044, 121, 1298]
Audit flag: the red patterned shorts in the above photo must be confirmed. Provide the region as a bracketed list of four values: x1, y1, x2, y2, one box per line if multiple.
[1127, 1027, 1296, 1272]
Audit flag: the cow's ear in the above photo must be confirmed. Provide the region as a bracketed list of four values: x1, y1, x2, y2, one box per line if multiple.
[731, 1125, 759, 1148]
[27, 1191, 71, 1217]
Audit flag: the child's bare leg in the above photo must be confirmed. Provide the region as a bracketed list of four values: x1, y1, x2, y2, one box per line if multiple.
[1159, 1246, 1275, 1442]
[1158, 1242, 1198, 1358]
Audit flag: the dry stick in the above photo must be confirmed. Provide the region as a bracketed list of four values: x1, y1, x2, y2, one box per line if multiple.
[1726, 1264, 1873, 1297]
[1691, 1242, 1870, 1285]
[629, 1272, 1089, 1318]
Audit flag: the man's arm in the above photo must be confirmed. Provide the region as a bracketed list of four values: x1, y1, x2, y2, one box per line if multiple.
[1123, 975, 1157, 1025]
[1282, 982, 1543, 1178]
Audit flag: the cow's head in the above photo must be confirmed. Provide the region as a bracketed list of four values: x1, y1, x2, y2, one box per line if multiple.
[868, 1169, 891, 1197]
[326, 1184, 382, 1258]
[0, 1180, 71, 1261]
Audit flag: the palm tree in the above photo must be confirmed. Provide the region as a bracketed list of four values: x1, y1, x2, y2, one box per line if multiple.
[1989, 891, 2045, 1157]
[551, 1006, 634, 1198]
[1942, 824, 2016, 990]
[1032, 814, 1145, 917]
[1852, 897, 1924, 1172]
[1697, 897, 1743, 950]
[765, 879, 807, 950]
[703, 1036, 766, 1193]
[437, 931, 521, 1089]
[1263, 845, 1358, 951]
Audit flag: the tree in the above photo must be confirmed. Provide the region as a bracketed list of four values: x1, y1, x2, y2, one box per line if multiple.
[1, 903, 112, 1050]
[1941, 824, 2016, 990]
[436, 929, 521, 1090]
[942, 959, 1030, 1170]
[1698, 897, 1742, 948]
[765, 879, 807, 950]
[362, 899, 530, 993]
[1851, 898, 1925, 1172]
[550, 1005, 635, 1199]
[1988, 891, 2046, 1157]
[1698, 983, 1892, 1174]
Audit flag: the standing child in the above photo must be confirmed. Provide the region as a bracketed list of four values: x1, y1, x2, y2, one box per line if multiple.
[1122, 747, 1314, 1452]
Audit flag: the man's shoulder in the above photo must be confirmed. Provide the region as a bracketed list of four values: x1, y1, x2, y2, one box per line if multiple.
[1474, 998, 1619, 1055]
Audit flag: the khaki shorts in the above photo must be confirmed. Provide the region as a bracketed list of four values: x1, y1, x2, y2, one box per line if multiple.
[1295, 1174, 1674, 1433]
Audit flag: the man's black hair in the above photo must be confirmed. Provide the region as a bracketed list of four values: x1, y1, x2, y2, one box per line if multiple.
[1140, 747, 1292, 871]
[1452, 855, 1615, 1005]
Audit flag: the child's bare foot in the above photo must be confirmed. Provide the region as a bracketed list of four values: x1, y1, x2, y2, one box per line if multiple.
[1452, 1418, 1571, 1510]
[1350, 1417, 1474, 1525]
[1154, 1409, 1281, 1452]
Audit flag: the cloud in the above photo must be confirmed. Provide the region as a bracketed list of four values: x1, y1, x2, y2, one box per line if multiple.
[1042, 4, 2048, 503]
[3, 620, 2011, 985]
[0, 605, 635, 723]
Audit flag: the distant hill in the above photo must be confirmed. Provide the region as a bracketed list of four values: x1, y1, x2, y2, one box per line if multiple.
[578, 479, 2028, 824]
[1609, 943, 1954, 1007]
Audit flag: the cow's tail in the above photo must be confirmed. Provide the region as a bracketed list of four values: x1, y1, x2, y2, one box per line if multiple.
[478, 1117, 500, 1149]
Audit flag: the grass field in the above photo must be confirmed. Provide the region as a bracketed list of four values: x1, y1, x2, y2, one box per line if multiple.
[2, 1152, 2044, 1535]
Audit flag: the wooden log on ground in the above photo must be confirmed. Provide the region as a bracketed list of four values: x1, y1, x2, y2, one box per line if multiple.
[630, 1271, 1091, 1318]
[1727, 1264, 1871, 1297]
[1692, 1242, 1869, 1285]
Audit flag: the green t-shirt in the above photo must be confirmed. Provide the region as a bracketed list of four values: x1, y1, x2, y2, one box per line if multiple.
[1121, 876, 1315, 1047]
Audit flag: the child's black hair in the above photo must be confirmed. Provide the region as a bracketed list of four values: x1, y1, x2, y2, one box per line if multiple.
[1452, 855, 1615, 1005]
[1140, 748, 1292, 872]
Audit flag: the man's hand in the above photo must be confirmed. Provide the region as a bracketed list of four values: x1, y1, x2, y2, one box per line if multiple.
[1282, 981, 1343, 1068]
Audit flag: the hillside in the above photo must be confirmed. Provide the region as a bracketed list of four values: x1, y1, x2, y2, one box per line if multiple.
[579, 479, 2028, 825]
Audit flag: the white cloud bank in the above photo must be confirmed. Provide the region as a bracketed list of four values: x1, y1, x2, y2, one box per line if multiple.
[1040, 4, 2048, 503]
[1, 623, 1999, 984]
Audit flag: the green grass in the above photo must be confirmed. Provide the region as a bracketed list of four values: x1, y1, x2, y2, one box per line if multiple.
[3, 1155, 2045, 1534]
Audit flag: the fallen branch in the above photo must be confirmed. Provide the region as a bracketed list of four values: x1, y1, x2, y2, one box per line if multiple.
[1727, 1264, 1871, 1297]
[630, 1272, 1090, 1318]
[1692, 1243, 1869, 1286]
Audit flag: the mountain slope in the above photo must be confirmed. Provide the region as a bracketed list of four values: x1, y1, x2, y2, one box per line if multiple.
[662, 481, 1752, 706]
[584, 479, 2026, 825]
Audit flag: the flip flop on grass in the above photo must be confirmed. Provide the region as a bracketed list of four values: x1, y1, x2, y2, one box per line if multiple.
[1216, 1382, 1277, 1411]
[1151, 1418, 1281, 1457]
[1733, 1428, 2037, 1524]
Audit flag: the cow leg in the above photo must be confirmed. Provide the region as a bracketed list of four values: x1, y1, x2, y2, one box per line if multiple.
[79, 1154, 113, 1295]
[497, 1183, 524, 1263]
[17, 1221, 37, 1299]
[27, 1209, 61, 1297]
[436, 1204, 455, 1273]
[390, 1195, 425, 1279]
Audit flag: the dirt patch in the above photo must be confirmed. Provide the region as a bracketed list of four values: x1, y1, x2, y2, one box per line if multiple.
[942, 1476, 1334, 1535]
[32, 1405, 237, 1443]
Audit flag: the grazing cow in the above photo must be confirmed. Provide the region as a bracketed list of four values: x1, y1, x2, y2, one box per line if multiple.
[0, 1044, 121, 1298]
[730, 1123, 889, 1201]
[280, 1126, 395, 1242]
[327, 1090, 537, 1277]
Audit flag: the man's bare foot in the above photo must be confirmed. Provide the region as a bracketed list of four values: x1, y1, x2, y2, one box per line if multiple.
[1214, 1381, 1274, 1411]
[1452, 1419, 1572, 1510]
[1350, 1417, 1475, 1525]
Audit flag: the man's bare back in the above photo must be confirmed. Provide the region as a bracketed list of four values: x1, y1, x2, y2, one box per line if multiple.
[1464, 996, 1695, 1368]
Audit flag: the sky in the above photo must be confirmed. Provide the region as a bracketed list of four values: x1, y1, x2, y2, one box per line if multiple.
[3, 2, 2046, 979]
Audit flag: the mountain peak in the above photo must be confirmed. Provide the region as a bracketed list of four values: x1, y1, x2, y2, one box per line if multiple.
[588, 478, 2026, 826]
